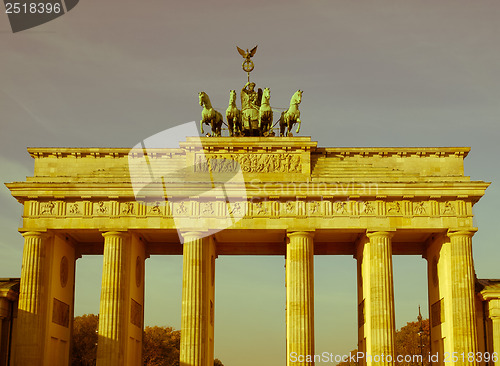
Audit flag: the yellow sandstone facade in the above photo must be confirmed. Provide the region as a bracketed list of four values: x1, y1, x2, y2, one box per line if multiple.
[5, 136, 499, 366]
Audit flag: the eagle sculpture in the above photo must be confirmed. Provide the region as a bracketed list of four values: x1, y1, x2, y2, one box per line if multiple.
[237, 45, 258, 61]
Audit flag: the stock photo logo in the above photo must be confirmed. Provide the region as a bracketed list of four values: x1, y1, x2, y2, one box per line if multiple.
[4, 0, 79, 33]
[128, 122, 248, 243]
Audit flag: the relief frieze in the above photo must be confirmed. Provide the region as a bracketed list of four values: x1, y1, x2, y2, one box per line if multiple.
[68, 202, 81, 215]
[227, 202, 243, 217]
[253, 201, 269, 216]
[149, 201, 164, 215]
[122, 202, 135, 215]
[95, 201, 109, 215]
[27, 199, 469, 220]
[40, 201, 55, 215]
[441, 201, 456, 215]
[308, 201, 321, 215]
[361, 201, 376, 215]
[195, 153, 302, 173]
[413, 201, 427, 215]
[387, 202, 402, 214]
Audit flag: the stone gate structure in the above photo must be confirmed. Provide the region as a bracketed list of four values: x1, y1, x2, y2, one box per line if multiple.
[6, 136, 499, 366]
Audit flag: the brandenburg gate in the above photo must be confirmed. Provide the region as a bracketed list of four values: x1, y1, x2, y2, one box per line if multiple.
[6, 135, 498, 366]
[5, 46, 499, 366]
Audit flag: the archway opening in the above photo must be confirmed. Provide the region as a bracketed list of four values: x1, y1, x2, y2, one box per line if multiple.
[315, 255, 358, 359]
[393, 255, 429, 328]
[215, 256, 286, 366]
[143, 255, 183, 329]
[74, 255, 103, 317]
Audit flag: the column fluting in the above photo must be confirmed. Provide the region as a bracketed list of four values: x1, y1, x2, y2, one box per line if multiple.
[97, 231, 128, 366]
[180, 231, 207, 366]
[13, 231, 45, 366]
[366, 231, 395, 366]
[286, 231, 315, 366]
[448, 230, 478, 363]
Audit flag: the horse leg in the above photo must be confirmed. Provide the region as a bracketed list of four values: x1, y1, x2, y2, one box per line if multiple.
[200, 120, 204, 134]
[279, 113, 285, 137]
[296, 118, 301, 134]
[209, 118, 215, 137]
[235, 120, 241, 136]
[228, 117, 234, 137]
[216, 116, 222, 137]
[213, 120, 218, 137]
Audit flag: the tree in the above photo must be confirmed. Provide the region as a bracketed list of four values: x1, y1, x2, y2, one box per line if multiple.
[71, 316, 224, 366]
[143, 327, 223, 366]
[395, 318, 430, 366]
[143, 326, 181, 366]
[71, 314, 98, 366]
[337, 319, 430, 366]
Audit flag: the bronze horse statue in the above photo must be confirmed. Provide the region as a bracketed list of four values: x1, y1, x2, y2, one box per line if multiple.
[199, 91, 223, 137]
[279, 90, 302, 137]
[226, 90, 242, 136]
[259, 87, 273, 136]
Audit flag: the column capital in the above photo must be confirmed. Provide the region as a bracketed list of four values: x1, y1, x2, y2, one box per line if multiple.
[480, 292, 500, 302]
[447, 228, 477, 238]
[286, 230, 315, 239]
[485, 299, 500, 319]
[21, 231, 45, 238]
[180, 231, 210, 243]
[366, 230, 395, 239]
[101, 231, 129, 239]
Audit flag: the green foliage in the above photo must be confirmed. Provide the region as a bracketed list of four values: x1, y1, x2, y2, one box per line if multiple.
[395, 318, 430, 366]
[71, 314, 98, 366]
[143, 326, 181, 366]
[337, 319, 430, 366]
[71, 316, 224, 366]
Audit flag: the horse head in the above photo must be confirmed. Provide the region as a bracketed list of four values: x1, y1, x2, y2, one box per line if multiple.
[229, 90, 236, 104]
[290, 90, 302, 105]
[262, 88, 271, 103]
[199, 92, 206, 107]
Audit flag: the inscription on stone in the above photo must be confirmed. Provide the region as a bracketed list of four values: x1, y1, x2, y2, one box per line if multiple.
[52, 298, 70, 328]
[131, 299, 142, 328]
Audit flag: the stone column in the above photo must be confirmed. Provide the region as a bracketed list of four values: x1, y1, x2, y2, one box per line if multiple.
[0, 316, 2, 364]
[485, 299, 500, 366]
[448, 230, 478, 359]
[97, 231, 129, 366]
[366, 231, 395, 366]
[13, 231, 46, 366]
[286, 231, 315, 366]
[180, 231, 215, 366]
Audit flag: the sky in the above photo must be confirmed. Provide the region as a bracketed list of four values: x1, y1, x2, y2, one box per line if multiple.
[1, 1, 500, 365]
